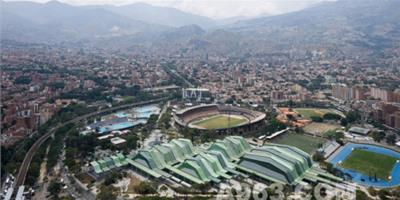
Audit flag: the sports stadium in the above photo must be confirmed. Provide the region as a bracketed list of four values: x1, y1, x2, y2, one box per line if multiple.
[90, 136, 344, 188]
[173, 104, 266, 134]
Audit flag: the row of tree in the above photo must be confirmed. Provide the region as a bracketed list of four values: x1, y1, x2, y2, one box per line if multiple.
[371, 131, 397, 145]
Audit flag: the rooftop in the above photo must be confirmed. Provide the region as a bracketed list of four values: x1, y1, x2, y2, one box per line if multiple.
[349, 126, 370, 135]
[91, 135, 342, 187]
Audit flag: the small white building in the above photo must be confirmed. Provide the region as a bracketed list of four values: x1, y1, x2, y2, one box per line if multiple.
[396, 141, 400, 148]
[348, 126, 370, 136]
[110, 137, 126, 145]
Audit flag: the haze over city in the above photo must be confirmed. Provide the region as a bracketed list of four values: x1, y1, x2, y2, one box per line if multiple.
[4, 0, 332, 18]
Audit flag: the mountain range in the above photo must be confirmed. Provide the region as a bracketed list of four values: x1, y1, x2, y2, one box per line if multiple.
[1, 0, 400, 57]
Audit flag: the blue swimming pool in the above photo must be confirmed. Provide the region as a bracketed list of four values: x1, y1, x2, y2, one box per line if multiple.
[328, 143, 400, 188]
[134, 105, 160, 118]
[98, 120, 147, 134]
[115, 112, 128, 118]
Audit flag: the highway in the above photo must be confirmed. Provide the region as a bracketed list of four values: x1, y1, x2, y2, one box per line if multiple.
[170, 69, 194, 87]
[12, 97, 168, 193]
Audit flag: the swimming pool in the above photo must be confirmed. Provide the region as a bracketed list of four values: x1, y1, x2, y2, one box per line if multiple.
[98, 120, 148, 134]
[134, 105, 160, 118]
[328, 143, 400, 188]
[115, 112, 128, 118]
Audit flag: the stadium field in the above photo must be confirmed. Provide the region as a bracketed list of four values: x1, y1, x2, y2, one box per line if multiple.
[303, 122, 341, 135]
[271, 133, 326, 154]
[294, 108, 343, 119]
[190, 114, 249, 129]
[338, 149, 397, 181]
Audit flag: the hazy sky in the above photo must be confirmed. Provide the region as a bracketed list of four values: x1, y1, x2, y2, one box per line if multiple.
[5, 0, 334, 19]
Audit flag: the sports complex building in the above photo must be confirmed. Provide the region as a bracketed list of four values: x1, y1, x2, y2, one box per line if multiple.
[87, 105, 160, 134]
[91, 136, 343, 188]
[173, 104, 266, 134]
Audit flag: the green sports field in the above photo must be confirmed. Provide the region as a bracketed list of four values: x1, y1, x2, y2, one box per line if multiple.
[338, 149, 397, 181]
[303, 122, 341, 136]
[294, 108, 343, 119]
[190, 114, 249, 129]
[271, 133, 326, 154]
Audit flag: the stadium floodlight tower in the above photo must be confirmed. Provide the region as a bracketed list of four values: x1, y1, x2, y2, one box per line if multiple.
[228, 108, 231, 129]
[182, 88, 210, 102]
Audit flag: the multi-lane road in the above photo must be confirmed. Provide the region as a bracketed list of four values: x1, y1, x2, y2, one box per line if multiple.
[12, 98, 168, 193]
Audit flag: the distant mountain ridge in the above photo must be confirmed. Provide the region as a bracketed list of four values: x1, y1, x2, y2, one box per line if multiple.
[1, 0, 246, 43]
[226, 0, 400, 53]
[1, 0, 170, 43]
[95, 3, 218, 28]
[1, 0, 400, 59]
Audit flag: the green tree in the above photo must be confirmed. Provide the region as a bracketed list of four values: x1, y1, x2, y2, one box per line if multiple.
[158, 108, 172, 129]
[371, 131, 385, 142]
[324, 130, 336, 139]
[287, 100, 295, 108]
[200, 130, 217, 143]
[124, 134, 139, 149]
[310, 116, 323, 122]
[386, 134, 396, 145]
[14, 76, 32, 84]
[355, 189, 369, 200]
[340, 118, 348, 126]
[368, 187, 377, 196]
[97, 185, 117, 200]
[346, 110, 360, 123]
[64, 147, 78, 172]
[104, 171, 121, 186]
[134, 181, 157, 194]
[334, 132, 344, 144]
[264, 118, 287, 134]
[312, 151, 324, 162]
[323, 113, 342, 121]
[225, 97, 234, 104]
[326, 162, 334, 173]
[378, 189, 390, 200]
[48, 180, 62, 198]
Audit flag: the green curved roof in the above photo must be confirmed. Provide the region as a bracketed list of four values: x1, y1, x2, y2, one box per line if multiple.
[101, 135, 337, 186]
[237, 144, 313, 184]
[91, 154, 127, 173]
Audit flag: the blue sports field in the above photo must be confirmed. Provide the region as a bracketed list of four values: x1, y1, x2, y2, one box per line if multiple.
[328, 143, 400, 188]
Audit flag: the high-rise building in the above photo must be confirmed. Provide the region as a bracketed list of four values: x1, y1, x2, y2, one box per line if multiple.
[271, 90, 285, 102]
[331, 84, 353, 101]
[373, 102, 400, 129]
[395, 111, 400, 129]
[352, 86, 366, 100]
[370, 87, 390, 102]
[370, 88, 400, 103]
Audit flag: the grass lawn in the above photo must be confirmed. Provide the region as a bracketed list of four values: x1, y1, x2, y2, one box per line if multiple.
[294, 108, 343, 119]
[303, 122, 341, 135]
[190, 114, 248, 129]
[123, 96, 135, 102]
[271, 133, 326, 154]
[338, 149, 397, 181]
